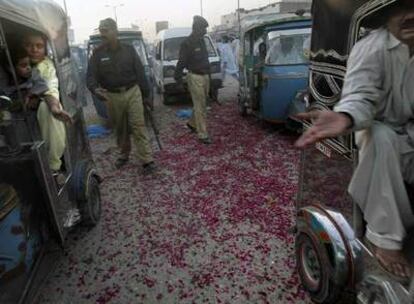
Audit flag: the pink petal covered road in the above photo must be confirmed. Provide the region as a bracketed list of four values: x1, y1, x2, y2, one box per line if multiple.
[37, 86, 311, 303]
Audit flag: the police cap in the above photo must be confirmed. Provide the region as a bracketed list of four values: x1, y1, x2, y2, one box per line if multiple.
[99, 18, 118, 31]
[193, 15, 209, 30]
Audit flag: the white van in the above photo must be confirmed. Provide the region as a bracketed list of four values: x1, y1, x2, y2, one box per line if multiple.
[153, 28, 222, 104]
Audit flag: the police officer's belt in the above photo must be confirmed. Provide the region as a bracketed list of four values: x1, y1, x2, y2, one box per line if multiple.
[107, 84, 136, 93]
[189, 71, 208, 76]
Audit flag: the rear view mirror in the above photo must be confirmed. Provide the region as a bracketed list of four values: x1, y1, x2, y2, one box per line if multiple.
[0, 96, 12, 111]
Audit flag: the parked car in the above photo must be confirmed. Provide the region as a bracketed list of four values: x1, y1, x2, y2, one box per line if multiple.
[0, 1, 101, 303]
[87, 28, 154, 120]
[238, 13, 311, 123]
[153, 27, 222, 104]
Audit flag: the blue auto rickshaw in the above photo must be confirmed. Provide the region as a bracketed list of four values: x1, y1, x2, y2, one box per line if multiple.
[238, 12, 311, 123]
[295, 0, 414, 303]
[0, 1, 101, 303]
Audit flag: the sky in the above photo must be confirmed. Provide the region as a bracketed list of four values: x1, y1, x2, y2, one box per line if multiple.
[54, 0, 274, 43]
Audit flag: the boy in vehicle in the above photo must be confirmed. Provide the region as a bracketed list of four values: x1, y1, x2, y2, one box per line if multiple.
[4, 49, 49, 102]
[3, 47, 72, 173]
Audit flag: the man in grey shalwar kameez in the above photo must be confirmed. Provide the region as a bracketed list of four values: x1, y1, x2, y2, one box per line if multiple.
[296, 1, 414, 280]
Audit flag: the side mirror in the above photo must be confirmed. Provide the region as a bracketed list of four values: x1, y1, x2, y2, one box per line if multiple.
[259, 42, 267, 58]
[155, 53, 161, 61]
[0, 96, 12, 111]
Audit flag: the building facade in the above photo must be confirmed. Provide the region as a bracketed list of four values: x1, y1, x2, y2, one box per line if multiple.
[213, 0, 311, 34]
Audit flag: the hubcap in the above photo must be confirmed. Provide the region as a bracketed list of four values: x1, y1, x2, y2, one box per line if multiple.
[301, 241, 321, 290]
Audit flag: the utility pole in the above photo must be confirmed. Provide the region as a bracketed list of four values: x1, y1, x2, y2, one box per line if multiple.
[237, 0, 241, 36]
[200, 0, 203, 17]
[106, 3, 124, 23]
[63, 0, 68, 14]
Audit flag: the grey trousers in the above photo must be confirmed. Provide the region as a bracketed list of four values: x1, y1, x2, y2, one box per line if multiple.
[350, 122, 414, 250]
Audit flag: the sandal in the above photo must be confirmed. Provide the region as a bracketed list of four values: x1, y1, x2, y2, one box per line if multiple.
[366, 240, 412, 284]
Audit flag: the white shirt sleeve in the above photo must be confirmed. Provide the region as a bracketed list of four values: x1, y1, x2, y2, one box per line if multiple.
[334, 38, 385, 130]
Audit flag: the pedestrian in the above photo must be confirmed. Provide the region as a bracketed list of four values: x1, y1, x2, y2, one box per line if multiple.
[296, 0, 414, 281]
[87, 18, 156, 174]
[175, 15, 212, 145]
[231, 37, 240, 69]
[221, 36, 239, 79]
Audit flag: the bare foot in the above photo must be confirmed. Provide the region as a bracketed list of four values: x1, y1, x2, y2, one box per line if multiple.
[368, 241, 412, 281]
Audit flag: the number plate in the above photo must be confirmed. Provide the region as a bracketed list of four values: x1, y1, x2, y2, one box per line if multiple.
[316, 142, 332, 158]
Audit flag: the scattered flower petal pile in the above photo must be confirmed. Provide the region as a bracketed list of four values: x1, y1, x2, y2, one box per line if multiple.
[37, 84, 311, 303]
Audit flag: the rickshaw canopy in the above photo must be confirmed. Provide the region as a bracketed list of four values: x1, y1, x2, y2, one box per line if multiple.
[309, 0, 398, 110]
[0, 0, 66, 41]
[241, 12, 311, 38]
[310, 0, 398, 76]
[0, 0, 83, 110]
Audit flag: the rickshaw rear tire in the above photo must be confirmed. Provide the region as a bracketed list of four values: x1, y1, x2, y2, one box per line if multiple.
[296, 232, 343, 304]
[80, 175, 101, 227]
[72, 160, 102, 227]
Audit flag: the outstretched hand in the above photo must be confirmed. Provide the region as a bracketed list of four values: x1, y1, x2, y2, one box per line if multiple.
[294, 110, 353, 148]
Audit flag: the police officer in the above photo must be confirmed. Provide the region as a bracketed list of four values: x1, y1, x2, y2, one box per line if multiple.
[175, 16, 212, 145]
[87, 18, 156, 173]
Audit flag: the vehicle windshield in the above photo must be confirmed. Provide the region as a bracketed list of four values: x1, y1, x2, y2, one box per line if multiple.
[164, 36, 217, 61]
[131, 39, 149, 66]
[164, 37, 186, 61]
[266, 28, 311, 66]
[87, 38, 149, 66]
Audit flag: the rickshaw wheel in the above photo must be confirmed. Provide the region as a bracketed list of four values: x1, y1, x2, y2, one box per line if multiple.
[296, 232, 342, 304]
[73, 160, 102, 227]
[81, 174, 101, 227]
